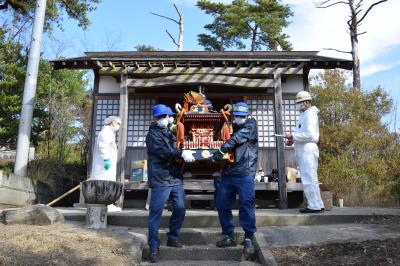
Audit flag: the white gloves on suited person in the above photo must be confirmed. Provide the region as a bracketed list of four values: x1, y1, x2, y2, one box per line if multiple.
[181, 150, 196, 163]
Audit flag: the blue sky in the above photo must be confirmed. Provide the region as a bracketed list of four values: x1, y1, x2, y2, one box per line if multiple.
[41, 0, 400, 131]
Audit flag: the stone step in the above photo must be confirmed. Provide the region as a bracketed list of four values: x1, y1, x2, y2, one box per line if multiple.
[156, 229, 244, 245]
[142, 245, 253, 261]
[140, 260, 260, 266]
[59, 207, 400, 228]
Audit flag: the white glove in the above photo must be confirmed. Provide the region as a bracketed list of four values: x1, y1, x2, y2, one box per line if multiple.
[181, 150, 196, 163]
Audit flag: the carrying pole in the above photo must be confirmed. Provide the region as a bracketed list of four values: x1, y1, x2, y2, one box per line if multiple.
[47, 185, 80, 206]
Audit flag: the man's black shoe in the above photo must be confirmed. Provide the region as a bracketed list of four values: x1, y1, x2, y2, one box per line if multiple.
[299, 208, 324, 213]
[167, 239, 183, 248]
[216, 235, 237, 248]
[243, 238, 255, 254]
[148, 248, 159, 263]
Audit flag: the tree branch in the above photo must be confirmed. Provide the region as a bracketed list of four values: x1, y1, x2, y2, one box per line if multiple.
[315, 0, 348, 8]
[245, 21, 255, 31]
[11, 19, 32, 40]
[173, 3, 182, 20]
[151, 12, 179, 24]
[323, 48, 352, 54]
[61, 0, 81, 20]
[357, 0, 387, 25]
[166, 29, 179, 47]
[356, 31, 367, 36]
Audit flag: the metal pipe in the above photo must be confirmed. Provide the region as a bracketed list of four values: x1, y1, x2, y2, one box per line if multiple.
[14, 0, 47, 176]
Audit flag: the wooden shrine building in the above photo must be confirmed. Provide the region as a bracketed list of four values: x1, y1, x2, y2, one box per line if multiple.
[51, 51, 352, 209]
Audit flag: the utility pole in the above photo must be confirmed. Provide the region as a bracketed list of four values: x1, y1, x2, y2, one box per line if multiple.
[14, 0, 47, 176]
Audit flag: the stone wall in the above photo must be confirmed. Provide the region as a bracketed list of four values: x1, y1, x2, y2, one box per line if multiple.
[0, 147, 35, 161]
[0, 170, 52, 206]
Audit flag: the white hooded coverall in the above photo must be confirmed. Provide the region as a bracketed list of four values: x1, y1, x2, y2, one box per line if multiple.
[91, 126, 118, 181]
[293, 106, 324, 210]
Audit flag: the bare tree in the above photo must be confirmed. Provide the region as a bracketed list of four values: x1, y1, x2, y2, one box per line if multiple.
[151, 3, 183, 51]
[103, 27, 123, 51]
[315, 0, 388, 91]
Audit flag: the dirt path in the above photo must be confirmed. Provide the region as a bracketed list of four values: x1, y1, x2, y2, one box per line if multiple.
[271, 238, 400, 265]
[269, 217, 400, 265]
[0, 223, 143, 265]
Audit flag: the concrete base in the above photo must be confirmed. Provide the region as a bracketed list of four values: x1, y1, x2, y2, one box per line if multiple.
[0, 170, 52, 206]
[86, 204, 107, 229]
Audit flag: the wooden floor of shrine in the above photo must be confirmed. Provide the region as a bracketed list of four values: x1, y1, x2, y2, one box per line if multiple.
[123, 180, 304, 209]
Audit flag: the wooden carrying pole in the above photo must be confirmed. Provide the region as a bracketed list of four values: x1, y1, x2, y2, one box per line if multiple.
[46, 185, 80, 206]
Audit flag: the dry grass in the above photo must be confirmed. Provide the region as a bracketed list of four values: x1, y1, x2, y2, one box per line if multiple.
[0, 223, 142, 265]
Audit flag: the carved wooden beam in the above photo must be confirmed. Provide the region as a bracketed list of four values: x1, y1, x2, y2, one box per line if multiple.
[99, 65, 304, 76]
[127, 74, 274, 88]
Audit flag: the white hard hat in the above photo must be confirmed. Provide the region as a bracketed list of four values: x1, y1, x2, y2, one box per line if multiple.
[104, 116, 121, 125]
[296, 91, 312, 103]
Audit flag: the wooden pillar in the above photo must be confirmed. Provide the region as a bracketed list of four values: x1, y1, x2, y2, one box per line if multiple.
[79, 71, 99, 205]
[116, 72, 128, 208]
[87, 70, 100, 179]
[303, 67, 310, 91]
[273, 72, 288, 209]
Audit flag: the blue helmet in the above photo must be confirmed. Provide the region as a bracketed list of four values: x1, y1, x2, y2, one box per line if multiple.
[233, 102, 248, 116]
[152, 104, 170, 117]
[204, 99, 213, 109]
[166, 107, 175, 116]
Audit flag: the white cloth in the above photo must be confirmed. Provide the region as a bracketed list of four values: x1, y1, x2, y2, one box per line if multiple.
[181, 150, 196, 163]
[107, 204, 122, 212]
[91, 126, 118, 181]
[293, 106, 324, 210]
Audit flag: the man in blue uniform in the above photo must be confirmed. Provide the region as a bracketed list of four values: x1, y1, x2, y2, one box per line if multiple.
[212, 102, 258, 255]
[146, 104, 195, 263]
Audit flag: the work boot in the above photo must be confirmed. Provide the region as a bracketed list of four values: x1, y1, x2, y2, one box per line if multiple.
[167, 239, 183, 248]
[216, 235, 237, 248]
[148, 247, 159, 263]
[243, 238, 255, 254]
[299, 208, 324, 213]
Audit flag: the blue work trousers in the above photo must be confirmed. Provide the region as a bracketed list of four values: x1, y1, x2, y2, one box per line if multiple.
[216, 176, 256, 239]
[148, 185, 186, 249]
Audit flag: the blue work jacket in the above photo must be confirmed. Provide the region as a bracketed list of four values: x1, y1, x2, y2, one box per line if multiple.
[220, 118, 258, 178]
[146, 123, 183, 188]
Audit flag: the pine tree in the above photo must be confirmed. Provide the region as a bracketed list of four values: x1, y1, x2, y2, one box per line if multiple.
[197, 0, 293, 51]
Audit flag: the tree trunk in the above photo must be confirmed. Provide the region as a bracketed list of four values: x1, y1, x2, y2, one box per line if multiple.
[178, 15, 184, 51]
[351, 35, 361, 91]
[251, 25, 258, 51]
[349, 0, 361, 91]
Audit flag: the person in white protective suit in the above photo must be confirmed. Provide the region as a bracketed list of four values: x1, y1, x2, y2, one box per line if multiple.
[286, 91, 325, 213]
[91, 115, 122, 212]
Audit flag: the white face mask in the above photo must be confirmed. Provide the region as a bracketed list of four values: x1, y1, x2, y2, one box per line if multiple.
[233, 117, 246, 125]
[109, 122, 120, 132]
[157, 118, 169, 128]
[168, 117, 175, 125]
[297, 102, 308, 112]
